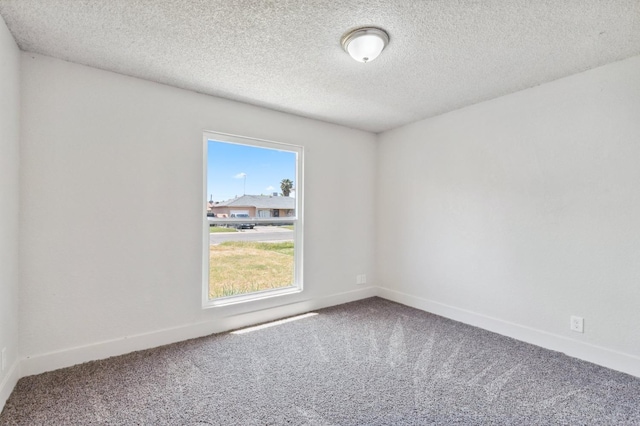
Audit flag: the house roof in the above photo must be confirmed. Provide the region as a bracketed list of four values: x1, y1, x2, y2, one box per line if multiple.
[1, 1, 639, 133]
[213, 195, 295, 210]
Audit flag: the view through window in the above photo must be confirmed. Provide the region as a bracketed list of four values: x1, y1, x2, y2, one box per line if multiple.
[203, 133, 303, 305]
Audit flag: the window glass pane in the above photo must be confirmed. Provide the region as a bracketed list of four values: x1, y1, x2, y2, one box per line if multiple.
[207, 141, 296, 216]
[207, 223, 296, 299]
[205, 139, 299, 301]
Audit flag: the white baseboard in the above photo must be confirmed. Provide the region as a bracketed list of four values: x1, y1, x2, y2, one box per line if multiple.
[0, 359, 20, 414]
[378, 287, 640, 378]
[21, 286, 378, 377]
[18, 285, 638, 388]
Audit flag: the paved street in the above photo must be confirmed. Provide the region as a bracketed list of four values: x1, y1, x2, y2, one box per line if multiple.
[209, 226, 294, 245]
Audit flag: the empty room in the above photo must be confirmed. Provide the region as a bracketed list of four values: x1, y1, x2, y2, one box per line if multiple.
[1, 1, 640, 424]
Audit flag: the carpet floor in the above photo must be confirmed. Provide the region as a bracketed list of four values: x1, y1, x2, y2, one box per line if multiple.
[1, 297, 639, 425]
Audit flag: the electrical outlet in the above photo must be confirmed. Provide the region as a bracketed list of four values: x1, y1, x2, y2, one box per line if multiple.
[1, 347, 6, 371]
[570, 316, 584, 333]
[356, 274, 368, 285]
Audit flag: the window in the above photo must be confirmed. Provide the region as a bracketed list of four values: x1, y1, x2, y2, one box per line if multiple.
[202, 132, 303, 307]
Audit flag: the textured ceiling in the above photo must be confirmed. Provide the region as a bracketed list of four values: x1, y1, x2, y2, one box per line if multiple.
[1, 1, 640, 133]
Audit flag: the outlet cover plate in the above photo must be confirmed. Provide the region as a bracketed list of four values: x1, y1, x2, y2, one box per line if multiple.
[570, 316, 584, 333]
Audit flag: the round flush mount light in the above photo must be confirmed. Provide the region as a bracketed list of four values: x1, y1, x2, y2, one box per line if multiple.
[341, 27, 389, 63]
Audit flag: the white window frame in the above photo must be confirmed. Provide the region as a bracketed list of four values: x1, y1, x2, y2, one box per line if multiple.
[202, 131, 304, 308]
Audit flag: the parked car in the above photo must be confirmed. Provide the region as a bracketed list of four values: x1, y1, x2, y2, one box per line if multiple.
[231, 213, 255, 229]
[206, 212, 219, 226]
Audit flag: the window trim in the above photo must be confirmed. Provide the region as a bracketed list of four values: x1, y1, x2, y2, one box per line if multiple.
[202, 131, 304, 308]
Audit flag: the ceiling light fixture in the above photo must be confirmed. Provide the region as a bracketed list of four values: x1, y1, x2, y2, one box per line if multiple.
[341, 27, 389, 63]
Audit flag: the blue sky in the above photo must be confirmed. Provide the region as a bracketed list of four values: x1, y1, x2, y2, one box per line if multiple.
[207, 140, 296, 202]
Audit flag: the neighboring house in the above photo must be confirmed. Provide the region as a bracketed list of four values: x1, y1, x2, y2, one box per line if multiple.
[209, 194, 295, 218]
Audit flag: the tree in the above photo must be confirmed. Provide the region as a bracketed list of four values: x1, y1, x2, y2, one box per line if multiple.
[280, 179, 293, 197]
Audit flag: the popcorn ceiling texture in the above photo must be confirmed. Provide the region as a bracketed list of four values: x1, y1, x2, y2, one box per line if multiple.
[1, 0, 639, 132]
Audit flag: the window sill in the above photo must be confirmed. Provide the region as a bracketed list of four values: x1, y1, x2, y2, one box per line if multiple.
[202, 286, 302, 309]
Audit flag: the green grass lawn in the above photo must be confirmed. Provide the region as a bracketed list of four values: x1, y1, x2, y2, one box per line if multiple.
[209, 226, 238, 233]
[209, 241, 294, 299]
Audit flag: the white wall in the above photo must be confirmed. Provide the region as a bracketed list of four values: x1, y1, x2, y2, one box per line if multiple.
[19, 53, 377, 373]
[0, 14, 20, 407]
[15, 39, 640, 384]
[377, 55, 640, 376]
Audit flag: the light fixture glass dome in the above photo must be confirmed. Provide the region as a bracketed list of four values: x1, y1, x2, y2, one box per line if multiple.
[341, 27, 389, 63]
